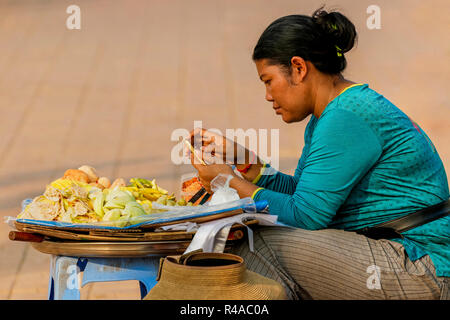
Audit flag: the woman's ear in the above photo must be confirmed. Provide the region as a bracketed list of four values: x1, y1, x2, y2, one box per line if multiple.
[290, 56, 308, 84]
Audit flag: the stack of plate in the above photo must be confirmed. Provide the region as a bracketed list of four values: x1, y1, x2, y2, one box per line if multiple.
[10, 208, 257, 257]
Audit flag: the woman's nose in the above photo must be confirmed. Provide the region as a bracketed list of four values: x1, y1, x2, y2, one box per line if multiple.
[265, 91, 273, 102]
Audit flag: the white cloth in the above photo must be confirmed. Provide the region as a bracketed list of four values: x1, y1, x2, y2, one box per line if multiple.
[183, 213, 281, 254]
[155, 221, 199, 232]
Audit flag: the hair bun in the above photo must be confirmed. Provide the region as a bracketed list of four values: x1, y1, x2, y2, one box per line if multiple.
[312, 7, 357, 54]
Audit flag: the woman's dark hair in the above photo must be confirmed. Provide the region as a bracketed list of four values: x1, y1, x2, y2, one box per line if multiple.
[252, 7, 357, 75]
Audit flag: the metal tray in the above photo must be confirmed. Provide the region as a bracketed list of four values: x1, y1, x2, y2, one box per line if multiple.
[31, 240, 192, 258]
[16, 219, 258, 242]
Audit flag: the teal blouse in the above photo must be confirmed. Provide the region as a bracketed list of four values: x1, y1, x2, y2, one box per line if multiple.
[252, 84, 450, 277]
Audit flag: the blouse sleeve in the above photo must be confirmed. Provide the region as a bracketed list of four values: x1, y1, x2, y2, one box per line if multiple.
[253, 109, 382, 229]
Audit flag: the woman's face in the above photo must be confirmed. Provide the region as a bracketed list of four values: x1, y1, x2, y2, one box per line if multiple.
[255, 59, 312, 123]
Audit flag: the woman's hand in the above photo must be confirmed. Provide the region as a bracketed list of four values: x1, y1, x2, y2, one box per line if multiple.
[190, 152, 237, 194]
[190, 151, 260, 199]
[188, 128, 242, 165]
[186, 127, 265, 185]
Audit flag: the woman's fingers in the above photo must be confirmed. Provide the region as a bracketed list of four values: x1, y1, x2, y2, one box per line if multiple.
[202, 143, 230, 164]
[202, 143, 217, 155]
[188, 128, 219, 146]
[189, 155, 211, 193]
[190, 149, 204, 169]
[186, 128, 232, 163]
[189, 128, 210, 141]
[201, 144, 221, 164]
[198, 177, 211, 194]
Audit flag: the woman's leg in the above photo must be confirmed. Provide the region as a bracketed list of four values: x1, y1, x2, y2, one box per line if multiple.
[231, 226, 443, 300]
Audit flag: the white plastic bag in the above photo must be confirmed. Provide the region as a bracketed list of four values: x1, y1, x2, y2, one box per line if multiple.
[207, 174, 240, 206]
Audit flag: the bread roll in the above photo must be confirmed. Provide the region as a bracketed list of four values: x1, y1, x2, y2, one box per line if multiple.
[110, 178, 126, 189]
[98, 177, 111, 189]
[78, 165, 99, 183]
[63, 169, 90, 183]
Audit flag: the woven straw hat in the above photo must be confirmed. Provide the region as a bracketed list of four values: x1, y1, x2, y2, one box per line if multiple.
[144, 251, 288, 300]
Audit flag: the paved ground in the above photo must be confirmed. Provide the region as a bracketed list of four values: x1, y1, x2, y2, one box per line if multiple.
[0, 0, 448, 299]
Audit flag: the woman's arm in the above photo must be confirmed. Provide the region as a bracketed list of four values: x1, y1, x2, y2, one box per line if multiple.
[237, 155, 299, 195]
[240, 117, 315, 194]
[254, 109, 382, 229]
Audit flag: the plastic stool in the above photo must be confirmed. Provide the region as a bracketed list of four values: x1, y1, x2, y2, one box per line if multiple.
[48, 255, 161, 300]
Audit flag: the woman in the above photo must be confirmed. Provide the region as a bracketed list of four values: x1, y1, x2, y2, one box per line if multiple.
[188, 8, 449, 299]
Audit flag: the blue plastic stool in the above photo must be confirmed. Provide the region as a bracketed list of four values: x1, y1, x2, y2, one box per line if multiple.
[48, 255, 161, 300]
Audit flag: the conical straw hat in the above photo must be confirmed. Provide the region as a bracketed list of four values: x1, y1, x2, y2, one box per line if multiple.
[145, 252, 288, 300]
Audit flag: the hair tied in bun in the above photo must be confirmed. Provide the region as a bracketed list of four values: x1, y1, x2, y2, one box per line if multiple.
[253, 6, 357, 74]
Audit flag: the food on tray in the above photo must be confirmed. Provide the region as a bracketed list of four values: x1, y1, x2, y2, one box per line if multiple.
[78, 165, 99, 183]
[89, 181, 105, 190]
[17, 165, 195, 227]
[19, 179, 100, 223]
[63, 169, 90, 183]
[181, 176, 211, 205]
[110, 178, 126, 189]
[97, 177, 111, 189]
[123, 178, 191, 208]
[88, 188, 148, 227]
